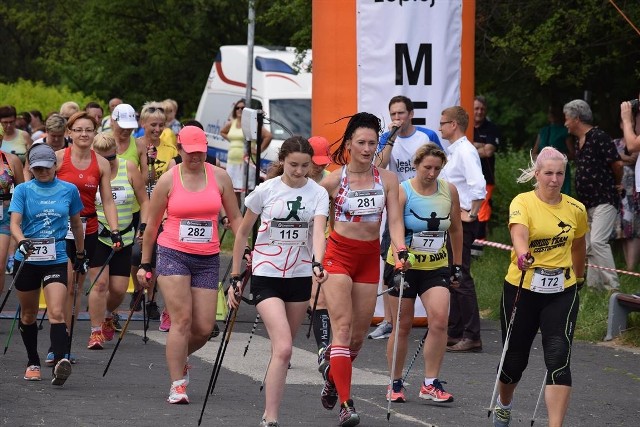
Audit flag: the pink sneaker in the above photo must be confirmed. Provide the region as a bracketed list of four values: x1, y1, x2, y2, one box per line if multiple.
[102, 318, 116, 341]
[159, 308, 171, 332]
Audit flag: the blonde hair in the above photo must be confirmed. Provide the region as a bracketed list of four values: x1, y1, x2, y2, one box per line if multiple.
[139, 101, 166, 124]
[517, 146, 567, 187]
[163, 99, 178, 112]
[92, 132, 116, 152]
[413, 143, 447, 168]
[59, 101, 79, 118]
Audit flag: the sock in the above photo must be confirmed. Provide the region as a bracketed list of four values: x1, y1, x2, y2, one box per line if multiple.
[328, 345, 352, 404]
[424, 377, 436, 387]
[91, 326, 102, 333]
[392, 378, 403, 392]
[497, 396, 512, 409]
[50, 323, 68, 363]
[313, 309, 330, 350]
[19, 321, 40, 366]
[349, 349, 359, 362]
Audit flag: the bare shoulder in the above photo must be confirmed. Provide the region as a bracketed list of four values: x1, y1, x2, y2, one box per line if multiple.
[320, 168, 341, 193]
[378, 168, 399, 187]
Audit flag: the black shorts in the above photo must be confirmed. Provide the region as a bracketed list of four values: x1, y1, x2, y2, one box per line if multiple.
[66, 231, 98, 263]
[89, 241, 133, 277]
[249, 275, 312, 305]
[14, 261, 68, 292]
[132, 210, 141, 231]
[383, 263, 449, 298]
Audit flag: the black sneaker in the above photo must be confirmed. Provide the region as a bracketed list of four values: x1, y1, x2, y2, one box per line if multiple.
[338, 399, 360, 426]
[130, 291, 143, 311]
[320, 368, 338, 410]
[112, 312, 123, 332]
[51, 358, 72, 386]
[146, 301, 160, 320]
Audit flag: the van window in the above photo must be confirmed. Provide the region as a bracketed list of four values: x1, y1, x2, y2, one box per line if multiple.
[255, 57, 296, 74]
[268, 99, 311, 138]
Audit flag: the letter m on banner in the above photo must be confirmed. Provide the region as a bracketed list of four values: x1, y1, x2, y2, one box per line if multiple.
[396, 43, 432, 86]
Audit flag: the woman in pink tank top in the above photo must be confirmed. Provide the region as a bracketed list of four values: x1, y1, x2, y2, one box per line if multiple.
[137, 126, 244, 404]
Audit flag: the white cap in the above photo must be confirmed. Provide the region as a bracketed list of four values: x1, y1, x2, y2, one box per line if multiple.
[111, 104, 138, 129]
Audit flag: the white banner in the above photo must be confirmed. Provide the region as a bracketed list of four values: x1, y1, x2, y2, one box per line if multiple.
[356, 0, 462, 134]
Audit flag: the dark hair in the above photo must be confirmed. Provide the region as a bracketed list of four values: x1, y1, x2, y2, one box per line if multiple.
[18, 111, 32, 124]
[232, 99, 246, 119]
[266, 136, 314, 179]
[388, 95, 413, 112]
[30, 110, 44, 122]
[0, 105, 17, 119]
[182, 119, 203, 130]
[474, 95, 487, 107]
[84, 101, 103, 112]
[331, 112, 382, 166]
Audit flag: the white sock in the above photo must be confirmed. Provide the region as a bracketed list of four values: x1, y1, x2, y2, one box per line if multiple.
[497, 396, 512, 409]
[91, 326, 101, 333]
[424, 377, 436, 387]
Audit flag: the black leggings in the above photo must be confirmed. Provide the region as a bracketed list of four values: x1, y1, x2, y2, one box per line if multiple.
[499, 282, 579, 386]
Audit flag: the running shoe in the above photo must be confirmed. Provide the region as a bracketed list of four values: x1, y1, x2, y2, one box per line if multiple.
[320, 374, 338, 410]
[45, 352, 77, 366]
[493, 406, 512, 427]
[367, 320, 392, 339]
[102, 318, 116, 341]
[51, 358, 72, 386]
[317, 346, 329, 376]
[419, 379, 454, 403]
[87, 330, 105, 350]
[183, 358, 191, 386]
[112, 312, 123, 332]
[386, 385, 406, 403]
[146, 301, 160, 320]
[6, 255, 14, 274]
[24, 365, 42, 381]
[159, 308, 171, 332]
[338, 399, 360, 427]
[130, 291, 143, 311]
[167, 379, 189, 404]
[259, 419, 279, 427]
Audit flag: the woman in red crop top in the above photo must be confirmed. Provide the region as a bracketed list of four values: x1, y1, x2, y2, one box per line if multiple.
[55, 111, 121, 355]
[136, 126, 243, 404]
[318, 112, 408, 426]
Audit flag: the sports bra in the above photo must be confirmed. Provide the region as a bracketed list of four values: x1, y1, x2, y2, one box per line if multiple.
[333, 165, 385, 223]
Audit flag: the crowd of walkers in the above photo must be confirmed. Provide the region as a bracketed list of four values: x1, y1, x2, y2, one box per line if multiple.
[0, 94, 604, 427]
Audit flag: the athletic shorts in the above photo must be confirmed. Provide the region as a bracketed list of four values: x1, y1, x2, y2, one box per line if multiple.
[14, 261, 68, 292]
[249, 275, 312, 305]
[89, 241, 133, 277]
[383, 264, 449, 298]
[0, 205, 10, 235]
[66, 231, 98, 263]
[155, 245, 220, 290]
[323, 231, 380, 284]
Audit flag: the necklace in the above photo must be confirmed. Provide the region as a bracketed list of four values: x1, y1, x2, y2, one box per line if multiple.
[347, 164, 371, 174]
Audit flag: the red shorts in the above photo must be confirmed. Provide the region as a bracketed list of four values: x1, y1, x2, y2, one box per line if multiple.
[323, 231, 380, 284]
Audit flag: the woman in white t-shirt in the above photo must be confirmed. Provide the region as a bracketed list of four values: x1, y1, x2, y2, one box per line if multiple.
[227, 136, 329, 427]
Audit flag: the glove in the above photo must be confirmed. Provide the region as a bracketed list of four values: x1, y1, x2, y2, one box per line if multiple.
[397, 247, 409, 262]
[138, 223, 147, 234]
[229, 274, 242, 295]
[243, 246, 252, 265]
[450, 264, 462, 287]
[139, 263, 153, 281]
[17, 239, 35, 257]
[110, 230, 123, 249]
[517, 253, 534, 271]
[312, 260, 325, 279]
[576, 277, 585, 291]
[73, 250, 89, 274]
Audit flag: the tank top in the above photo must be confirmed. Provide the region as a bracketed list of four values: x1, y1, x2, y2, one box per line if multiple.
[96, 159, 135, 246]
[118, 135, 140, 166]
[333, 165, 385, 223]
[0, 152, 15, 219]
[57, 146, 101, 234]
[226, 119, 246, 165]
[157, 163, 222, 255]
[1, 129, 28, 163]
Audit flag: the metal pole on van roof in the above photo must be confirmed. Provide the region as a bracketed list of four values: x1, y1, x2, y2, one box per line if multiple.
[245, 0, 255, 106]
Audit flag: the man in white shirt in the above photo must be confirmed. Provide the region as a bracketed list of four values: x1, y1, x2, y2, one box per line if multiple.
[438, 106, 486, 353]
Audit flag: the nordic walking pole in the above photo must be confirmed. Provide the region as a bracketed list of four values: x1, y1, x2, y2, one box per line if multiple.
[199, 270, 249, 426]
[402, 327, 429, 383]
[67, 272, 80, 358]
[243, 313, 260, 357]
[84, 249, 115, 295]
[488, 253, 533, 417]
[0, 257, 29, 313]
[3, 305, 20, 354]
[38, 308, 48, 330]
[306, 266, 323, 338]
[530, 371, 547, 426]
[141, 291, 149, 343]
[103, 290, 146, 377]
[387, 266, 406, 421]
[259, 355, 272, 392]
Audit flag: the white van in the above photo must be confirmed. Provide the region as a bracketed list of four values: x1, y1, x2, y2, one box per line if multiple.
[195, 45, 312, 170]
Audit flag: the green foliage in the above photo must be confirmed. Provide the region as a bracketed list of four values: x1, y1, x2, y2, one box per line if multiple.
[491, 148, 532, 229]
[0, 79, 98, 116]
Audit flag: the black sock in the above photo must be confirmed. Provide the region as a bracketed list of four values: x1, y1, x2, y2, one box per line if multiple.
[19, 321, 40, 366]
[50, 323, 68, 363]
[313, 309, 331, 350]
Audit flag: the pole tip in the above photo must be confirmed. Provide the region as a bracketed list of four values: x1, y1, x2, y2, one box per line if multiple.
[487, 410, 492, 418]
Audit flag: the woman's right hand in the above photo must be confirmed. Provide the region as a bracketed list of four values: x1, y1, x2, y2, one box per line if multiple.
[226, 275, 242, 309]
[137, 266, 153, 288]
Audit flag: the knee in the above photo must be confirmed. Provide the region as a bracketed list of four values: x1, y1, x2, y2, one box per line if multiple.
[171, 313, 191, 334]
[272, 342, 293, 363]
[20, 311, 37, 325]
[91, 280, 109, 294]
[46, 307, 65, 323]
[426, 312, 448, 334]
[500, 351, 529, 384]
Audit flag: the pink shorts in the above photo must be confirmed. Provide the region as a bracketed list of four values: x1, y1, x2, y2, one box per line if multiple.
[323, 231, 380, 284]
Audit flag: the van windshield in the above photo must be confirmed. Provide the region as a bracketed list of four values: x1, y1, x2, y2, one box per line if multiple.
[268, 99, 311, 139]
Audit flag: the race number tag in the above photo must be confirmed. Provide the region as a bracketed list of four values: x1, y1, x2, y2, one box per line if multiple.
[410, 231, 446, 253]
[346, 189, 384, 216]
[29, 238, 56, 262]
[268, 220, 309, 246]
[65, 217, 87, 240]
[96, 186, 127, 205]
[530, 268, 565, 294]
[179, 219, 213, 243]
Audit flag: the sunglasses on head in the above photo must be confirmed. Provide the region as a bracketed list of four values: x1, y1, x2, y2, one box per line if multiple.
[147, 107, 165, 114]
[102, 154, 117, 161]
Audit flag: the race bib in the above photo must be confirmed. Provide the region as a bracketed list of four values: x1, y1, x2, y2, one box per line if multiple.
[347, 189, 384, 216]
[66, 217, 87, 240]
[530, 267, 565, 294]
[97, 186, 127, 205]
[29, 238, 56, 262]
[268, 220, 309, 246]
[410, 231, 446, 253]
[179, 219, 213, 243]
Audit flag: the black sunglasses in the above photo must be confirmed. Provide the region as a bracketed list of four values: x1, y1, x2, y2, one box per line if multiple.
[103, 154, 117, 161]
[147, 107, 165, 113]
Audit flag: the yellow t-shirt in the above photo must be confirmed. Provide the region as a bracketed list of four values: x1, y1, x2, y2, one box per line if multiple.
[505, 191, 588, 290]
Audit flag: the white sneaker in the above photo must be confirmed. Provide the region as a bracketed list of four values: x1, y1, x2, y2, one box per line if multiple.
[167, 379, 189, 404]
[368, 320, 392, 339]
